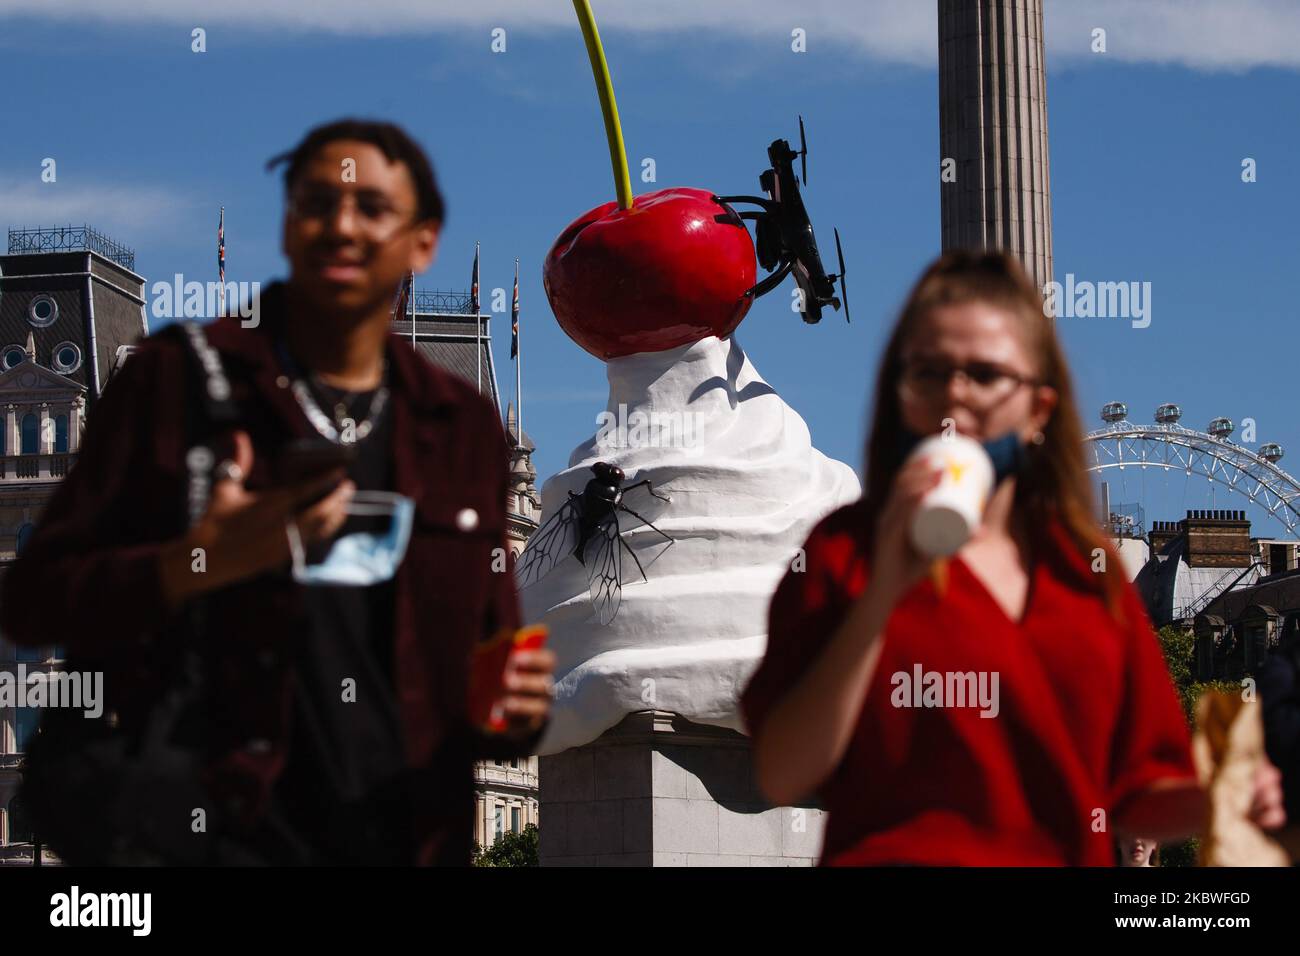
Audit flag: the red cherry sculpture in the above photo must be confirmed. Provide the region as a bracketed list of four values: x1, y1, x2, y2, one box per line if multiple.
[543, 187, 757, 360]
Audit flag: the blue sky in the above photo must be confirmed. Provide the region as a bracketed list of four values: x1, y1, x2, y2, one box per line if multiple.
[1, 1, 1297, 536]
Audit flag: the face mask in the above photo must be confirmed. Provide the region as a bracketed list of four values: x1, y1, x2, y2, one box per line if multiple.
[980, 430, 1028, 484]
[898, 426, 1028, 485]
[285, 490, 414, 587]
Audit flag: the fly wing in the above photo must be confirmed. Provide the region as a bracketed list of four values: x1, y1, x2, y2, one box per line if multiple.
[582, 511, 624, 626]
[516, 494, 582, 590]
[613, 483, 675, 579]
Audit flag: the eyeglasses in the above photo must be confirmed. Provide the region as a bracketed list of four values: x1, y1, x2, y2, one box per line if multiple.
[898, 357, 1038, 408]
[286, 187, 416, 239]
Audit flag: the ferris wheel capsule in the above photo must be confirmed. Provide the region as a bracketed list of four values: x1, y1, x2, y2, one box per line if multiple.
[1155, 403, 1181, 424]
[1261, 442, 1284, 463]
[1207, 417, 1234, 440]
[1101, 401, 1127, 423]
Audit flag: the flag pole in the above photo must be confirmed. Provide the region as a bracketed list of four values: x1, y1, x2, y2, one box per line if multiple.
[514, 257, 522, 441]
[409, 271, 415, 347]
[217, 206, 226, 317]
[475, 241, 482, 396]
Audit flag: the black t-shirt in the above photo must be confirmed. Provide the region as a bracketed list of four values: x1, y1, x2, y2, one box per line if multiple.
[270, 376, 415, 865]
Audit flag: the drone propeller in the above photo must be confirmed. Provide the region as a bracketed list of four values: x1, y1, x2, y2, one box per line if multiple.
[834, 227, 851, 324]
[798, 115, 808, 187]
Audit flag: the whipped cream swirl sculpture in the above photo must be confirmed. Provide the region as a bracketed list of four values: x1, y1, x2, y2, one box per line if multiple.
[521, 335, 859, 753]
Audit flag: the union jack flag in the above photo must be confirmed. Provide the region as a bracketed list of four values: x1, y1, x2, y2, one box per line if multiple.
[470, 244, 480, 315]
[394, 271, 413, 321]
[510, 262, 520, 360]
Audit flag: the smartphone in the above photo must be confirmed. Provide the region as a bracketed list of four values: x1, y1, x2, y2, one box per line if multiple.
[278, 438, 356, 484]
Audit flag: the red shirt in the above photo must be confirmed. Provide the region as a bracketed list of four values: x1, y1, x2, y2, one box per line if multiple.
[740, 498, 1196, 866]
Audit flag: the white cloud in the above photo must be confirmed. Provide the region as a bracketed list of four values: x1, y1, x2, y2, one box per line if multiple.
[0, 0, 931, 58]
[1045, 0, 1300, 71]
[0, 0, 1296, 71]
[0, 180, 196, 237]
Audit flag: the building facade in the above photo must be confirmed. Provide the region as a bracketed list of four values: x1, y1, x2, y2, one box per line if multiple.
[1129, 507, 1300, 680]
[1193, 552, 1300, 683]
[1134, 510, 1272, 627]
[0, 226, 147, 863]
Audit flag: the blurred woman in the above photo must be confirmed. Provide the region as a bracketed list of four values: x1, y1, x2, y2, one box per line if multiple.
[1119, 836, 1159, 867]
[743, 251, 1222, 865]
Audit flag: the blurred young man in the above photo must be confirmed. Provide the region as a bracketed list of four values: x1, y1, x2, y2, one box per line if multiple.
[2, 118, 554, 865]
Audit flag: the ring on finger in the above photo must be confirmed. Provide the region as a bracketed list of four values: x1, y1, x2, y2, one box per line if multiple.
[214, 459, 244, 482]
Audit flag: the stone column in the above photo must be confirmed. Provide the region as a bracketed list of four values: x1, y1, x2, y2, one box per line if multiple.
[473, 792, 484, 848]
[939, 0, 1054, 290]
[72, 396, 86, 452]
[39, 404, 51, 454]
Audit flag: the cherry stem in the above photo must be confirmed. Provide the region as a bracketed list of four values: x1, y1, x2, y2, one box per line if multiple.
[573, 0, 633, 210]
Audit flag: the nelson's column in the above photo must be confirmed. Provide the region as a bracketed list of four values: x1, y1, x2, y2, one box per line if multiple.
[939, 0, 1054, 289]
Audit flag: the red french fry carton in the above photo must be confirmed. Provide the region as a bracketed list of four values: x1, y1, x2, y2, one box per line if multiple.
[468, 624, 549, 732]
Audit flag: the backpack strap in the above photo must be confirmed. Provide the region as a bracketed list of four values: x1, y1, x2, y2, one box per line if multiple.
[170, 320, 242, 527]
[136, 320, 244, 754]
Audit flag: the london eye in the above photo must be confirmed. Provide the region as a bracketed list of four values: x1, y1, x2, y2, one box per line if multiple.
[1084, 402, 1300, 538]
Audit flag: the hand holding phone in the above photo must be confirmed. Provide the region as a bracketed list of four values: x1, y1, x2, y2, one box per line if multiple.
[278, 437, 357, 484]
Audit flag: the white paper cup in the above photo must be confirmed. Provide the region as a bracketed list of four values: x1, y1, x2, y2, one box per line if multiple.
[907, 433, 995, 557]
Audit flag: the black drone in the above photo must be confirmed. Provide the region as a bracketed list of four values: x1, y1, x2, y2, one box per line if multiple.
[517, 462, 674, 626]
[714, 116, 850, 324]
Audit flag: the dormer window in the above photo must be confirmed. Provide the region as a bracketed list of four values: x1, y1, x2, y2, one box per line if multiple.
[52, 342, 81, 374]
[28, 295, 57, 328]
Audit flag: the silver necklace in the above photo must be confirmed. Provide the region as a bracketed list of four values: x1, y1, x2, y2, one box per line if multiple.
[291, 376, 388, 444]
[276, 339, 389, 445]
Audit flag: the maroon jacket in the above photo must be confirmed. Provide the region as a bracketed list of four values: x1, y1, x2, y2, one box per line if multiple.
[0, 281, 538, 864]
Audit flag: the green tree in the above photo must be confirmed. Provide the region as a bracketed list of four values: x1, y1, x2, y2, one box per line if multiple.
[473, 823, 539, 867]
[1155, 625, 1240, 725]
[1152, 626, 1238, 866]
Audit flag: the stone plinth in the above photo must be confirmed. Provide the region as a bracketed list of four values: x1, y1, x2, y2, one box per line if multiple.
[540, 711, 825, 867]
